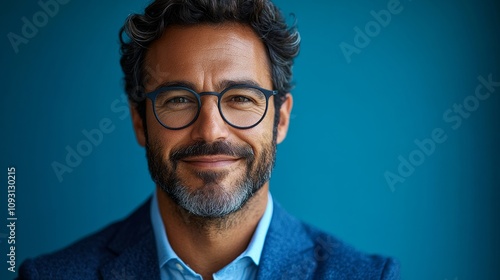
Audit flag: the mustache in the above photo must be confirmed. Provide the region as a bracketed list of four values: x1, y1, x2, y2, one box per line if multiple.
[170, 141, 254, 161]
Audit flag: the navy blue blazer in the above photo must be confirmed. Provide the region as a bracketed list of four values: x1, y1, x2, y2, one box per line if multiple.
[18, 199, 400, 279]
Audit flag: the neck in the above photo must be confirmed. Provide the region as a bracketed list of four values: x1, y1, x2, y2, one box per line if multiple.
[156, 184, 269, 279]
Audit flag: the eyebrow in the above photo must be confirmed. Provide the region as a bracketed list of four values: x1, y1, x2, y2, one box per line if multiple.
[153, 79, 263, 93]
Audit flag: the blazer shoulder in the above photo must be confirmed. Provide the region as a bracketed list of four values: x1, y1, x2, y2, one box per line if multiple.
[17, 199, 152, 280]
[18, 219, 122, 279]
[260, 202, 400, 279]
[305, 225, 400, 280]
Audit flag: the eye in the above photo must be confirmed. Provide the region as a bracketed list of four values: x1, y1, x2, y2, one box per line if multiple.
[221, 87, 267, 110]
[230, 95, 252, 103]
[167, 96, 191, 104]
[155, 89, 198, 112]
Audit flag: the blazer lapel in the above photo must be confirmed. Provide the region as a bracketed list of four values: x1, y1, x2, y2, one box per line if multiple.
[98, 199, 161, 280]
[99, 233, 160, 280]
[257, 202, 318, 280]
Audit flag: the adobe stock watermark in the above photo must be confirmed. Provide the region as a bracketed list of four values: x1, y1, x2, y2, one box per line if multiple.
[339, 0, 413, 64]
[6, 0, 71, 54]
[385, 74, 500, 192]
[51, 64, 169, 183]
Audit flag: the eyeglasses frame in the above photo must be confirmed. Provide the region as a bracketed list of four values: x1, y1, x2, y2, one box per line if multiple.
[145, 84, 278, 130]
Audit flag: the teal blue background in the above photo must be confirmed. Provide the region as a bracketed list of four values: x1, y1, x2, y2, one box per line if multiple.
[1, 0, 499, 279]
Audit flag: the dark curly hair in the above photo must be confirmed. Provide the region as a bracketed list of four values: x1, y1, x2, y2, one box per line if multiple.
[119, 0, 300, 126]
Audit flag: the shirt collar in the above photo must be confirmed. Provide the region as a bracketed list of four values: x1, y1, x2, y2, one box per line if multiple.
[150, 189, 273, 270]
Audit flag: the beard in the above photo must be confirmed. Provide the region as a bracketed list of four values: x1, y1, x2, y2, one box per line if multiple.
[146, 138, 276, 219]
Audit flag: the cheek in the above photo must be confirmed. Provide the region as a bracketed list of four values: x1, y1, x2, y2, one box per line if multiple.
[145, 108, 181, 157]
[261, 105, 277, 139]
[145, 108, 162, 142]
[242, 114, 275, 155]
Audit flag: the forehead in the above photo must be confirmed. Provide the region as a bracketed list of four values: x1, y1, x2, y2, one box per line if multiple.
[144, 23, 272, 91]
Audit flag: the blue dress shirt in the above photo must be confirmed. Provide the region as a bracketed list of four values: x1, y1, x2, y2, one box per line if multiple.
[150, 190, 274, 280]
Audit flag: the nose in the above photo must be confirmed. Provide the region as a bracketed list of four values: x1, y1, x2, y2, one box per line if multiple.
[190, 96, 229, 142]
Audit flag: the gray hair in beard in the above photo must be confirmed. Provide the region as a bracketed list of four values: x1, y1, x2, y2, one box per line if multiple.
[146, 139, 276, 219]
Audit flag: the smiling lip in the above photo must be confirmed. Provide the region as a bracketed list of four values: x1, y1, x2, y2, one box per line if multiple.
[181, 155, 241, 169]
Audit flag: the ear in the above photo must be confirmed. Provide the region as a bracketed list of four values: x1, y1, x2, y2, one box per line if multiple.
[130, 103, 146, 147]
[276, 93, 293, 144]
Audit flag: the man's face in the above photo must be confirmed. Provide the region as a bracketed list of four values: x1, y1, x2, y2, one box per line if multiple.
[132, 23, 292, 218]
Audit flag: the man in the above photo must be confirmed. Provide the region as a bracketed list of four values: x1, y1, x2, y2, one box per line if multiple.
[19, 0, 400, 279]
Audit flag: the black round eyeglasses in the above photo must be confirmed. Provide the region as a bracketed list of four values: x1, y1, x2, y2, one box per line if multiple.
[145, 84, 278, 130]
